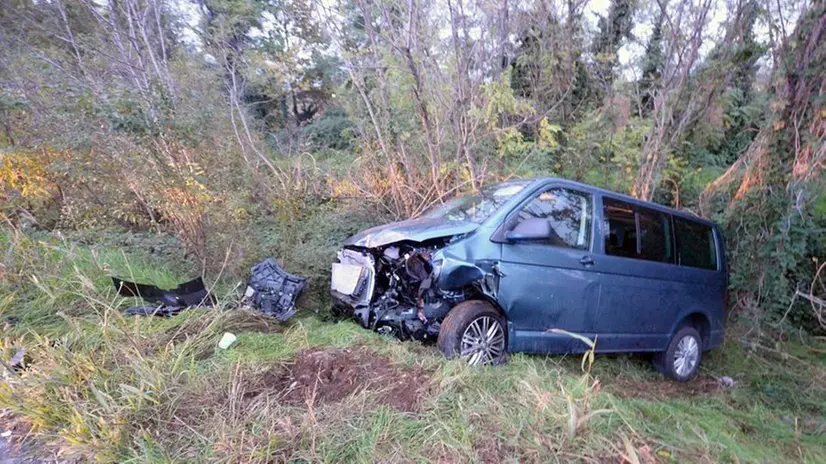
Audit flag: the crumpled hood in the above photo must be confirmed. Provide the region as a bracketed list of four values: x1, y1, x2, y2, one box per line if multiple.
[344, 217, 479, 248]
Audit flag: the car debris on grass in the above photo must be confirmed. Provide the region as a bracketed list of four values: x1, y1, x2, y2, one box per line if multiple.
[241, 258, 306, 322]
[112, 257, 306, 322]
[112, 276, 215, 317]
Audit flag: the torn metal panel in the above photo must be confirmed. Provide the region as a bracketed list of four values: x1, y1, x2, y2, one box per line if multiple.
[243, 258, 306, 322]
[343, 217, 479, 248]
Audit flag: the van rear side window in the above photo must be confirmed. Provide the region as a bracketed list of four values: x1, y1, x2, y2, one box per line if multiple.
[638, 206, 673, 263]
[603, 198, 673, 263]
[603, 198, 637, 258]
[675, 217, 717, 270]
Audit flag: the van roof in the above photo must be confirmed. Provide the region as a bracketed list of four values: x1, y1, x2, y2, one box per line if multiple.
[528, 177, 719, 227]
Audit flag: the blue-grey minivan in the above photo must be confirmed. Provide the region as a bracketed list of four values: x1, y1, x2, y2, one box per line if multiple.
[331, 178, 727, 381]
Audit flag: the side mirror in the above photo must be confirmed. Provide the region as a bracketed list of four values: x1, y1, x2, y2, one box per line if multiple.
[505, 217, 552, 242]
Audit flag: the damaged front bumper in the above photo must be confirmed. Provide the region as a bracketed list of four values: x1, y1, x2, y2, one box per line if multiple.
[331, 245, 467, 341]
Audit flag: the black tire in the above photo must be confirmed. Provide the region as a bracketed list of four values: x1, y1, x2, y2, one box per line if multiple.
[437, 300, 508, 365]
[653, 326, 703, 382]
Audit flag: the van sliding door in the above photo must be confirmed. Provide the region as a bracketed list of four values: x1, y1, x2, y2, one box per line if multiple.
[594, 197, 678, 351]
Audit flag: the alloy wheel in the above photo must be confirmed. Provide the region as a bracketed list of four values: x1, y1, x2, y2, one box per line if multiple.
[673, 335, 699, 377]
[460, 316, 506, 365]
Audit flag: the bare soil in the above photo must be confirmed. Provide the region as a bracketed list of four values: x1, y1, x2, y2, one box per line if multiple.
[0, 413, 56, 464]
[252, 347, 433, 412]
[605, 375, 722, 401]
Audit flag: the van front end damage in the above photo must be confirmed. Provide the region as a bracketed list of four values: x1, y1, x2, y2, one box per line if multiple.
[331, 243, 494, 341]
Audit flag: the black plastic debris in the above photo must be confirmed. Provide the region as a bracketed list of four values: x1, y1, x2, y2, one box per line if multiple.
[113, 276, 215, 317]
[242, 258, 306, 321]
[122, 305, 187, 317]
[113, 277, 215, 307]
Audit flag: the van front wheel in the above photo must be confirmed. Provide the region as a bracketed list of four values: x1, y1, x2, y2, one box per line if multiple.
[437, 300, 508, 366]
[654, 326, 703, 382]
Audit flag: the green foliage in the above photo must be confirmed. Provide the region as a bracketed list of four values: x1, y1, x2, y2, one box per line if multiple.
[592, 0, 636, 91]
[565, 113, 650, 191]
[299, 107, 355, 150]
[715, 0, 826, 332]
[476, 69, 535, 127]
[639, 12, 664, 114]
[726, 192, 826, 330]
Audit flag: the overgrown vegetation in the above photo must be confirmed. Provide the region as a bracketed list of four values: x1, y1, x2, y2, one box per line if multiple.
[2, 0, 826, 461]
[1, 229, 825, 462]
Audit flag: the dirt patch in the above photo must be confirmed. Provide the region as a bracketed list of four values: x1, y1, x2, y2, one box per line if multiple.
[0, 411, 55, 464]
[586, 439, 667, 464]
[606, 375, 722, 401]
[473, 437, 514, 464]
[252, 347, 433, 412]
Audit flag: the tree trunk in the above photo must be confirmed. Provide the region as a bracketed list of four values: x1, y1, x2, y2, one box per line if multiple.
[446, 0, 479, 190]
[497, 0, 509, 76]
[632, 0, 712, 200]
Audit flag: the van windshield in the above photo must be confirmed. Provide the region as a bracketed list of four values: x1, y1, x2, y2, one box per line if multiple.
[421, 180, 531, 223]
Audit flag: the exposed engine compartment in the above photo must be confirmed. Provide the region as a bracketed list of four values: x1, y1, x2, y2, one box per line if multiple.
[332, 241, 468, 341]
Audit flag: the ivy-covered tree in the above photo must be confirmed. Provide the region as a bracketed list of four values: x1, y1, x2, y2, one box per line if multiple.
[681, 0, 766, 169]
[592, 0, 636, 96]
[703, 0, 826, 330]
[638, 7, 664, 115]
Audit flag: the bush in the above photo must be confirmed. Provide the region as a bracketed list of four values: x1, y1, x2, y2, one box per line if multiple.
[300, 107, 355, 150]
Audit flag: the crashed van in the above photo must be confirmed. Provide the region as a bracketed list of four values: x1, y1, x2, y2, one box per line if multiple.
[331, 178, 727, 381]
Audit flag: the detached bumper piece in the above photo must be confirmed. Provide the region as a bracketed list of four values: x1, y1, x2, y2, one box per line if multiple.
[113, 276, 216, 317]
[242, 258, 306, 322]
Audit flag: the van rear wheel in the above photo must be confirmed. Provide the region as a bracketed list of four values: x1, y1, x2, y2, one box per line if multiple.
[438, 300, 508, 366]
[654, 326, 703, 382]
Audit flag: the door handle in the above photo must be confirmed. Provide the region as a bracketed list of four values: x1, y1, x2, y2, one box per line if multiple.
[579, 256, 595, 266]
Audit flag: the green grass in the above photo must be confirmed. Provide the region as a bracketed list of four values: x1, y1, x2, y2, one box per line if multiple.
[1, 226, 825, 463]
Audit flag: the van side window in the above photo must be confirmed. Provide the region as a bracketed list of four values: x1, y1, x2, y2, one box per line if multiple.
[603, 198, 637, 258]
[675, 218, 717, 270]
[638, 207, 673, 263]
[603, 199, 673, 263]
[514, 188, 592, 249]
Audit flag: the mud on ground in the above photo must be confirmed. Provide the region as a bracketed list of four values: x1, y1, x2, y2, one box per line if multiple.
[605, 375, 722, 401]
[248, 346, 434, 412]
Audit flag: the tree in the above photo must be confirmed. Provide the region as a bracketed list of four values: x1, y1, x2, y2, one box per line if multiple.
[510, 0, 594, 124]
[632, 0, 714, 201]
[702, 0, 826, 328]
[592, 0, 636, 97]
[684, 0, 765, 168]
[244, 0, 333, 128]
[638, 7, 664, 115]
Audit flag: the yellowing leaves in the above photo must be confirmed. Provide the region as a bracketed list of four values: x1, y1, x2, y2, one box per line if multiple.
[476, 69, 535, 129]
[537, 118, 561, 149]
[0, 150, 67, 201]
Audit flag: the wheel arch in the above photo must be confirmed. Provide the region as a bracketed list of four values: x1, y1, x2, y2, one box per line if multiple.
[671, 311, 711, 348]
[448, 293, 509, 325]
[437, 298, 509, 364]
[450, 295, 512, 350]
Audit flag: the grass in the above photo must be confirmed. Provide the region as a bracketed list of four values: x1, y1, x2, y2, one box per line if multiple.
[1, 223, 825, 463]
